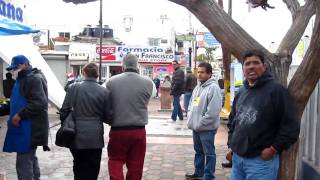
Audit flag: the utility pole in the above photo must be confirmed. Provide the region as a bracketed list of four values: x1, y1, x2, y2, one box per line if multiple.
[98, 0, 103, 83]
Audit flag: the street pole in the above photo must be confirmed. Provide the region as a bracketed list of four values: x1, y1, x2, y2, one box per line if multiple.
[188, 47, 192, 67]
[98, 0, 103, 82]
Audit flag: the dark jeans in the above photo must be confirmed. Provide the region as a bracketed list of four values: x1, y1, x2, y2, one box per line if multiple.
[70, 149, 102, 180]
[184, 92, 192, 114]
[16, 147, 40, 180]
[156, 87, 159, 97]
[193, 130, 217, 180]
[108, 128, 146, 180]
[171, 95, 183, 120]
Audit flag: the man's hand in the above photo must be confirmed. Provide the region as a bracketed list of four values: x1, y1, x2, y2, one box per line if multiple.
[12, 113, 21, 127]
[260, 147, 276, 161]
[226, 149, 233, 161]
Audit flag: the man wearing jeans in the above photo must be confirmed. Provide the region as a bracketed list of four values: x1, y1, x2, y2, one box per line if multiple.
[227, 49, 300, 180]
[186, 62, 222, 180]
[169, 60, 185, 122]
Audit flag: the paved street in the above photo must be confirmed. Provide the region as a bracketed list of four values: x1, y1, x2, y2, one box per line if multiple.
[0, 99, 231, 180]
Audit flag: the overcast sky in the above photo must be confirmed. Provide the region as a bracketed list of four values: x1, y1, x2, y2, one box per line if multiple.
[24, 0, 306, 47]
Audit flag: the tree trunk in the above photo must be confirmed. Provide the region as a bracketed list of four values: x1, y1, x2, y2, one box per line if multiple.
[168, 0, 320, 179]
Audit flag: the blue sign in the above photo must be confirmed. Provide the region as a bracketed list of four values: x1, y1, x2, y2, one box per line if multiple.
[203, 32, 220, 47]
[0, 0, 24, 23]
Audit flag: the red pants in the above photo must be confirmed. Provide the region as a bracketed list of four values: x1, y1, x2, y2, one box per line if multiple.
[108, 128, 146, 180]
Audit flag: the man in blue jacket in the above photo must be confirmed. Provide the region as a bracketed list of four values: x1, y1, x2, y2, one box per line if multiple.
[227, 49, 300, 180]
[3, 55, 49, 180]
[185, 62, 222, 180]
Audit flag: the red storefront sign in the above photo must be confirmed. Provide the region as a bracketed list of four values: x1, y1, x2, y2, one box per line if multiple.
[96, 46, 116, 60]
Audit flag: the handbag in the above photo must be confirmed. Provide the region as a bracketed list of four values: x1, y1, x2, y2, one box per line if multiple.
[55, 83, 79, 148]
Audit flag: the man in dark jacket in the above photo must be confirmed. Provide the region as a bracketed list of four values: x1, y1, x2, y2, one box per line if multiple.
[169, 60, 185, 122]
[227, 49, 300, 180]
[153, 75, 160, 98]
[3, 55, 49, 180]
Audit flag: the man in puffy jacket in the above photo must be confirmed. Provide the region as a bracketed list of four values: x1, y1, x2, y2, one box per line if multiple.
[185, 62, 222, 180]
[169, 60, 185, 122]
[227, 49, 300, 180]
[3, 55, 49, 180]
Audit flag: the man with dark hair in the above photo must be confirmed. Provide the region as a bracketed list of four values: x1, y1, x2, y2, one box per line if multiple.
[153, 75, 160, 98]
[3, 55, 49, 180]
[227, 49, 300, 180]
[186, 62, 222, 180]
[106, 53, 155, 179]
[169, 60, 185, 122]
[3, 72, 15, 99]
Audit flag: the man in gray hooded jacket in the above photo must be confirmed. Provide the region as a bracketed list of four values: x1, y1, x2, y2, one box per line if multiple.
[186, 62, 222, 180]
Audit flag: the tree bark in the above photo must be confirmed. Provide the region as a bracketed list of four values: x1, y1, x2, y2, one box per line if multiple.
[168, 0, 320, 180]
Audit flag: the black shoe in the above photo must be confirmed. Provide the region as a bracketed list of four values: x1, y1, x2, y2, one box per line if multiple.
[221, 161, 232, 168]
[185, 173, 203, 180]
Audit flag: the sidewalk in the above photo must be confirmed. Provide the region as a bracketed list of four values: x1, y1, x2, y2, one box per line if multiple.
[0, 98, 231, 180]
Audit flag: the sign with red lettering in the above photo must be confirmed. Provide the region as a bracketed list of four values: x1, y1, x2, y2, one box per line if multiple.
[96, 46, 116, 60]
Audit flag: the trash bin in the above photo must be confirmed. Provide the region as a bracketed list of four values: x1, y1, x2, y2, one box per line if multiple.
[160, 86, 171, 110]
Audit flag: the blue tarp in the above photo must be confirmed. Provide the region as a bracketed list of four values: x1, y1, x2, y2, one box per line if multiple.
[0, 18, 39, 36]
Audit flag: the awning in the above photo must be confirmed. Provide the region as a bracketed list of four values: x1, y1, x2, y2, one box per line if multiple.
[0, 18, 39, 36]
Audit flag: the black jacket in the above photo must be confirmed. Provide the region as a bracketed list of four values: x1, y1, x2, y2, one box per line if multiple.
[185, 72, 197, 92]
[60, 79, 111, 149]
[227, 72, 300, 157]
[18, 68, 49, 147]
[170, 67, 185, 96]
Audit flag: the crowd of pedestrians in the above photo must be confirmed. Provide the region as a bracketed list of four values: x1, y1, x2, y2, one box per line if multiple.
[0, 49, 300, 180]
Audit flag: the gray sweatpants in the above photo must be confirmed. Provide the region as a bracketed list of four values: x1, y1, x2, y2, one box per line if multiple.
[16, 147, 40, 180]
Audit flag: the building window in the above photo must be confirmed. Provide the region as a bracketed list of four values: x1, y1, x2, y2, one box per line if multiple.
[148, 38, 160, 46]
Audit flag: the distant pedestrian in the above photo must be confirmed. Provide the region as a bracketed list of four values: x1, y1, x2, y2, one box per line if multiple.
[64, 72, 76, 91]
[184, 67, 197, 117]
[227, 49, 300, 180]
[3, 55, 49, 180]
[106, 54, 155, 180]
[161, 75, 171, 88]
[153, 75, 160, 98]
[60, 63, 111, 180]
[185, 62, 222, 180]
[2, 72, 15, 99]
[169, 60, 185, 122]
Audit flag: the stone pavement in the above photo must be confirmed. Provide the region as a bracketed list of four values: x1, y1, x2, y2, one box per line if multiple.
[0, 99, 231, 180]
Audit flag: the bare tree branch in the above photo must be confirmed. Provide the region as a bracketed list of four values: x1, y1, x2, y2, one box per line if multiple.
[282, 0, 301, 18]
[168, 0, 273, 62]
[277, 0, 315, 55]
[288, 0, 320, 118]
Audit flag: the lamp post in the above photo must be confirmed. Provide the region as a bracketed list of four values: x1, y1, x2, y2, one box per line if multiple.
[188, 47, 192, 68]
[98, 0, 103, 82]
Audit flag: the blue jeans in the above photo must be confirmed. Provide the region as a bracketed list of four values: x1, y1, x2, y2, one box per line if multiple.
[16, 147, 40, 180]
[171, 95, 183, 120]
[193, 130, 217, 180]
[184, 92, 192, 114]
[230, 153, 279, 180]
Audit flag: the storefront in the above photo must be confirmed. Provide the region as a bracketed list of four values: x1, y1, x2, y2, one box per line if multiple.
[96, 45, 175, 80]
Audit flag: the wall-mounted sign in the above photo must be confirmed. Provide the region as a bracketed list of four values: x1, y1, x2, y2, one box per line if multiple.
[96, 45, 175, 63]
[196, 32, 220, 48]
[0, 0, 25, 23]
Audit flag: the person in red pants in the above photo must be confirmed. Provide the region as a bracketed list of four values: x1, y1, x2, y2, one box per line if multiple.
[106, 53, 155, 180]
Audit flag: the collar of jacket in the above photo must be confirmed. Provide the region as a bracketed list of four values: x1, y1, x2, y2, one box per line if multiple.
[83, 77, 98, 82]
[200, 77, 215, 87]
[124, 69, 139, 73]
[243, 71, 274, 89]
